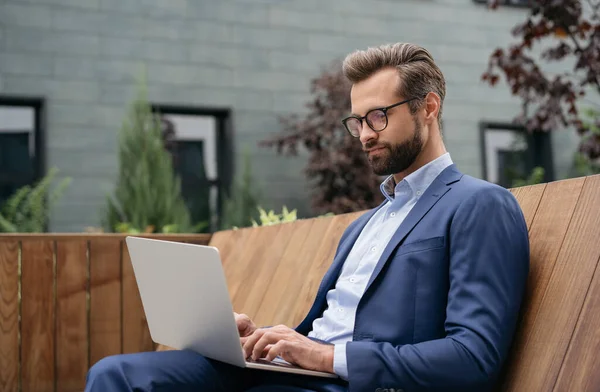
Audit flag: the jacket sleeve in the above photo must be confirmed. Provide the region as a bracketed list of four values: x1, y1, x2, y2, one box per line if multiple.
[346, 186, 530, 391]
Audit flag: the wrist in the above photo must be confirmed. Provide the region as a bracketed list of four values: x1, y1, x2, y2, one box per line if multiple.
[321, 344, 335, 373]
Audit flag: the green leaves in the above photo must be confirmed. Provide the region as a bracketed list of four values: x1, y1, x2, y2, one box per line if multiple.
[0, 167, 71, 233]
[251, 206, 298, 227]
[103, 79, 194, 234]
[220, 148, 262, 230]
[512, 167, 546, 188]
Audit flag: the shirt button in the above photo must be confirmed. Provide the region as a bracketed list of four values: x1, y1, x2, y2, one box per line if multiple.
[349, 277, 356, 283]
[416, 190, 422, 196]
[371, 247, 376, 252]
[390, 212, 396, 217]
[338, 308, 344, 312]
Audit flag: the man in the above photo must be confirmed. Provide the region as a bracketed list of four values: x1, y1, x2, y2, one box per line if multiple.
[85, 42, 530, 392]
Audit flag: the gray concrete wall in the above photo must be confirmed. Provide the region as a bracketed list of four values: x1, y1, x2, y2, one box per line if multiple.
[0, 0, 580, 231]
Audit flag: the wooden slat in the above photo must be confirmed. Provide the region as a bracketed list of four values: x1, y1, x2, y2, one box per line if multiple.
[554, 253, 600, 392]
[89, 239, 122, 365]
[503, 176, 599, 391]
[208, 228, 247, 266]
[56, 240, 89, 392]
[122, 244, 153, 354]
[229, 225, 283, 313]
[0, 240, 19, 392]
[254, 216, 334, 327]
[500, 177, 585, 391]
[234, 221, 301, 322]
[549, 176, 600, 391]
[21, 240, 55, 392]
[224, 226, 275, 301]
[218, 228, 255, 275]
[292, 212, 364, 326]
[510, 182, 546, 230]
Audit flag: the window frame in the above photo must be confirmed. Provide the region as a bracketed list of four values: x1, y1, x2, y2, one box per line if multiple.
[0, 95, 46, 202]
[479, 121, 555, 186]
[150, 104, 233, 229]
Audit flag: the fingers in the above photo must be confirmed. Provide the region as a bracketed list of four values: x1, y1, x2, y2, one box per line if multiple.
[252, 331, 284, 360]
[235, 313, 256, 337]
[243, 329, 282, 360]
[242, 328, 264, 359]
[261, 344, 272, 358]
[234, 313, 249, 327]
[242, 325, 297, 360]
[265, 340, 288, 362]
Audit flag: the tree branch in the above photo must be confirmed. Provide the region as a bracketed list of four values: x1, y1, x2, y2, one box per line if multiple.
[563, 22, 600, 95]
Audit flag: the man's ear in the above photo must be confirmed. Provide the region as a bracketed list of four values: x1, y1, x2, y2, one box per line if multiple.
[423, 92, 441, 125]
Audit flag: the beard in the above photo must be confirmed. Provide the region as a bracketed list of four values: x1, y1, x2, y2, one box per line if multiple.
[365, 116, 424, 176]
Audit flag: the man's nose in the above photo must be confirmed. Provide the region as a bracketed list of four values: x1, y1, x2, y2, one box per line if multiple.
[359, 122, 378, 146]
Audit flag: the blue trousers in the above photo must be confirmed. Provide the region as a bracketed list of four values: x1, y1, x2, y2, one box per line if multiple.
[84, 349, 348, 392]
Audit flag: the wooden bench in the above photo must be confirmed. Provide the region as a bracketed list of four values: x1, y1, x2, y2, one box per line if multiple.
[159, 174, 600, 391]
[1, 174, 599, 391]
[0, 234, 211, 392]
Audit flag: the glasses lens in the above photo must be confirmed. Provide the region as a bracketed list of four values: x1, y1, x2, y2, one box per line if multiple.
[366, 110, 387, 131]
[344, 118, 362, 136]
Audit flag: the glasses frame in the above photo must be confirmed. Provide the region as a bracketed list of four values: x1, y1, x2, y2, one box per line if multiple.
[341, 97, 419, 137]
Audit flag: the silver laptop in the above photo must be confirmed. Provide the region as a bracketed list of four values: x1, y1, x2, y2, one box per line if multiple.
[125, 236, 338, 379]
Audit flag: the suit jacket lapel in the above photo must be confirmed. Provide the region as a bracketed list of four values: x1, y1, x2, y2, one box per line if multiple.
[364, 164, 463, 292]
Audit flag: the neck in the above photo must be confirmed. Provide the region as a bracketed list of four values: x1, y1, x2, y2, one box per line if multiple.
[393, 131, 447, 184]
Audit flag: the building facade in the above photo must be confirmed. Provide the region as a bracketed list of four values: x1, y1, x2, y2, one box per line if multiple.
[0, 0, 580, 232]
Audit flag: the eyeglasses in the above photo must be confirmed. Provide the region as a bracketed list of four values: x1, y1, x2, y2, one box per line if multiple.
[341, 97, 419, 137]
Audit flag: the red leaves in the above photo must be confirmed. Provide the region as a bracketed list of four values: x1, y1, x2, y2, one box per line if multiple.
[579, 21, 593, 34]
[542, 42, 572, 60]
[483, 0, 600, 162]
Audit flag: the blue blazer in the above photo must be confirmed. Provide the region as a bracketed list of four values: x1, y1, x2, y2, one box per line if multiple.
[295, 164, 530, 392]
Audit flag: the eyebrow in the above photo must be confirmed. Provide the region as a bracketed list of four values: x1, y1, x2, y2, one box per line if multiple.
[350, 105, 385, 117]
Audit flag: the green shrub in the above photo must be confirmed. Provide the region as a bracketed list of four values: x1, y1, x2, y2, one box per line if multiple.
[247, 206, 334, 228]
[251, 206, 298, 227]
[511, 166, 545, 188]
[0, 167, 71, 233]
[103, 79, 197, 233]
[220, 149, 262, 230]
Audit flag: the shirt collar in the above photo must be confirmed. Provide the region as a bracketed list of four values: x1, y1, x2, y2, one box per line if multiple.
[380, 153, 454, 203]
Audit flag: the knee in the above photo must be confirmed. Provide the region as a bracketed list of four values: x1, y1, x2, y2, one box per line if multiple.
[86, 355, 127, 385]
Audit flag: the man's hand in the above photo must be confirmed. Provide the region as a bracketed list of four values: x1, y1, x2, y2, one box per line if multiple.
[234, 312, 257, 338]
[241, 324, 334, 373]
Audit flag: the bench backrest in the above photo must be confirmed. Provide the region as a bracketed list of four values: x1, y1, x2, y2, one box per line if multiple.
[211, 175, 600, 391]
[0, 234, 211, 392]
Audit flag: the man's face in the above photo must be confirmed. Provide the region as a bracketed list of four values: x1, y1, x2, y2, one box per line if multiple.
[350, 67, 424, 176]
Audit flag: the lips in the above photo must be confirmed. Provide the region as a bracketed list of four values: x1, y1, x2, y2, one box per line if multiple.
[365, 146, 386, 154]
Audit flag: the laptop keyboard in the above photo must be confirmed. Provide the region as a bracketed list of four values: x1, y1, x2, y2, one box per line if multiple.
[246, 357, 297, 368]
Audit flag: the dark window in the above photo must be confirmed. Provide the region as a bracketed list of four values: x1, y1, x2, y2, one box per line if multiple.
[152, 105, 232, 232]
[0, 97, 44, 205]
[479, 122, 554, 188]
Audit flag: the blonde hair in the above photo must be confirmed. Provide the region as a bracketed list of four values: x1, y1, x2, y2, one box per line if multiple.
[343, 43, 446, 123]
